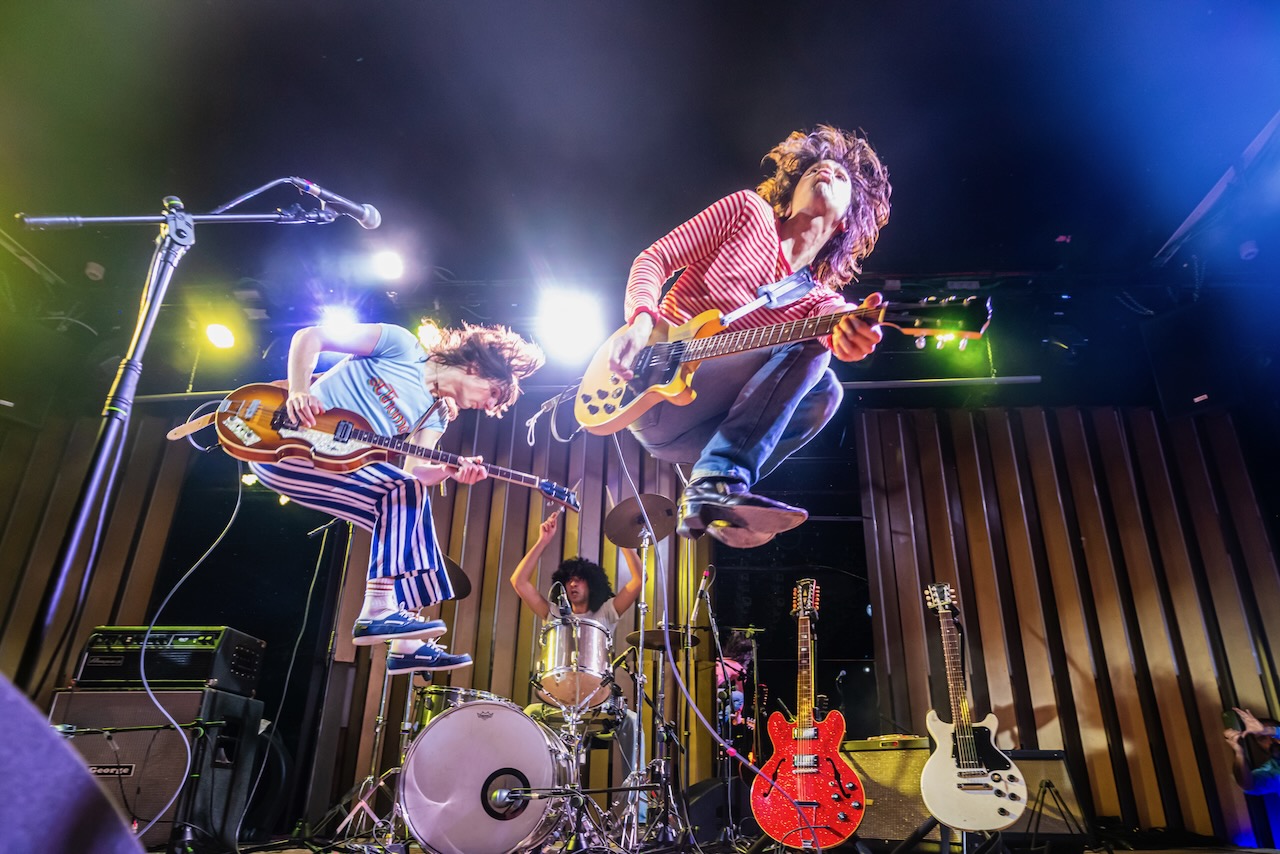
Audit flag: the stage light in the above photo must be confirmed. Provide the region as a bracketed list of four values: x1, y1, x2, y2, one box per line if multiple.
[319, 305, 360, 339]
[278, 494, 291, 506]
[417, 318, 443, 349]
[371, 250, 405, 281]
[205, 323, 236, 349]
[240, 473, 259, 487]
[536, 287, 605, 364]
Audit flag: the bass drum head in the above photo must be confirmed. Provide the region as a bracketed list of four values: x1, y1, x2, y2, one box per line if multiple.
[399, 699, 567, 854]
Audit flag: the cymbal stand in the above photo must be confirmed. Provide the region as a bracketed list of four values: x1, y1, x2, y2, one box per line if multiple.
[705, 601, 747, 845]
[330, 660, 404, 846]
[617, 525, 652, 852]
[639, 640, 690, 848]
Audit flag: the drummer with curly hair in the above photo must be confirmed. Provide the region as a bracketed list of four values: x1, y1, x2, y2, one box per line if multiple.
[510, 511, 644, 777]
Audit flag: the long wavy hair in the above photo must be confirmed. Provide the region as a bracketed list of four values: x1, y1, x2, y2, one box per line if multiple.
[426, 322, 545, 416]
[551, 557, 615, 613]
[757, 125, 892, 287]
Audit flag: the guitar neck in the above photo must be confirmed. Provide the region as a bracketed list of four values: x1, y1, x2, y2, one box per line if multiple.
[349, 427, 541, 489]
[939, 610, 978, 759]
[683, 306, 868, 363]
[797, 613, 815, 728]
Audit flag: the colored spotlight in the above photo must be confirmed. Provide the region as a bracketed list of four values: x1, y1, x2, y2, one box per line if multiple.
[206, 324, 236, 349]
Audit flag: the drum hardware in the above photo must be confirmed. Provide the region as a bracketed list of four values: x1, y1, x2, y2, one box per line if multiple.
[329, 658, 415, 846]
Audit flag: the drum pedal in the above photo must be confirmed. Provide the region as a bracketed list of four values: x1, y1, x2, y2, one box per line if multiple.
[341, 844, 407, 854]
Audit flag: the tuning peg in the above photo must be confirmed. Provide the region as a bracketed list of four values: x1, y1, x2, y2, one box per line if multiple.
[915, 337, 926, 350]
[958, 339, 968, 351]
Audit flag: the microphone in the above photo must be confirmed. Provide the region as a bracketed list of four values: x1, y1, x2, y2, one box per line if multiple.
[689, 567, 713, 627]
[551, 582, 572, 617]
[290, 177, 382, 229]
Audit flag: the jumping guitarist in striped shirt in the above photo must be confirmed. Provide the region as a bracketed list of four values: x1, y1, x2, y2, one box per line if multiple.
[608, 125, 892, 548]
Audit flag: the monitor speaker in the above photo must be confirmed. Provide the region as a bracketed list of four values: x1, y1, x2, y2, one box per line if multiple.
[49, 688, 263, 849]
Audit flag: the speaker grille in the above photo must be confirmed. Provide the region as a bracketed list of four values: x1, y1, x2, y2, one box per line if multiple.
[841, 738, 939, 842]
[49, 689, 262, 848]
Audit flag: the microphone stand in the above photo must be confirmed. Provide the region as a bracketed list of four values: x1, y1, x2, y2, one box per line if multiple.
[13, 193, 342, 693]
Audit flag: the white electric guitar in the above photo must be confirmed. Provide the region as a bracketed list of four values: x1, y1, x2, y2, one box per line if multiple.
[920, 582, 1027, 831]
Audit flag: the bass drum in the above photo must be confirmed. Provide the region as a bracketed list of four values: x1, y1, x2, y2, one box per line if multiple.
[399, 698, 573, 854]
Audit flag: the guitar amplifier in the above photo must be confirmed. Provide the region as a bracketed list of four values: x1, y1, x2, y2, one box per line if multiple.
[841, 736, 940, 843]
[74, 627, 265, 697]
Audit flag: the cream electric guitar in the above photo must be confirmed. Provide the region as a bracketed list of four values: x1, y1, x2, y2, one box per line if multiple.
[920, 582, 1026, 831]
[575, 295, 991, 435]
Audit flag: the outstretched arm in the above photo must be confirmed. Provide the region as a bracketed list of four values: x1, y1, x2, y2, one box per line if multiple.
[510, 512, 559, 620]
[610, 547, 645, 616]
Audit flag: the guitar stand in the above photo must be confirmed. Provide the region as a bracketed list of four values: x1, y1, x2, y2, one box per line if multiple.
[1025, 778, 1089, 848]
[891, 817, 952, 854]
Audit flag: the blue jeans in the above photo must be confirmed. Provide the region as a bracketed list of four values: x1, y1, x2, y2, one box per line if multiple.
[628, 339, 843, 488]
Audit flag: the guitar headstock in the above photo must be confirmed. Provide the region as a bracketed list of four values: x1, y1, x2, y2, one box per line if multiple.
[876, 296, 992, 344]
[538, 480, 581, 513]
[924, 581, 955, 614]
[792, 578, 820, 619]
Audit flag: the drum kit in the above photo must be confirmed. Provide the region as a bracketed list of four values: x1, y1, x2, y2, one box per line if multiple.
[331, 493, 736, 854]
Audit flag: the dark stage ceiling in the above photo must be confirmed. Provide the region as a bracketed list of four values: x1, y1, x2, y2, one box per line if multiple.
[2, 1, 1280, 405]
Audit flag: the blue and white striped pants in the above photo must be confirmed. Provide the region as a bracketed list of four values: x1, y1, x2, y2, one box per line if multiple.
[249, 459, 454, 609]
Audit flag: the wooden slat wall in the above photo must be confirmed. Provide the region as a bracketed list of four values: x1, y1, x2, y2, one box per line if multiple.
[858, 406, 1279, 845]
[0, 415, 193, 697]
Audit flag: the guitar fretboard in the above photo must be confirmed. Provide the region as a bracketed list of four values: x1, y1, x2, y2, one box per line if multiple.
[346, 426, 540, 486]
[684, 308, 872, 362]
[797, 612, 815, 731]
[939, 608, 983, 769]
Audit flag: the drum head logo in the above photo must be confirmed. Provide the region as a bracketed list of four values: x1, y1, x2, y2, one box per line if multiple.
[476, 709, 495, 719]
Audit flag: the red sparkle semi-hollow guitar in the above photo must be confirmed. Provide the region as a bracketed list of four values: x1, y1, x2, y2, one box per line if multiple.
[212, 383, 580, 512]
[750, 580, 865, 849]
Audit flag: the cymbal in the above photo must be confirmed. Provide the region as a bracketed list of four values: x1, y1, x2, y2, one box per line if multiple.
[625, 628, 700, 649]
[442, 555, 472, 601]
[604, 494, 677, 548]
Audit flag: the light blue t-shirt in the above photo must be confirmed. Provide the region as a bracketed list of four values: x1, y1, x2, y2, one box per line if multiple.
[310, 325, 449, 438]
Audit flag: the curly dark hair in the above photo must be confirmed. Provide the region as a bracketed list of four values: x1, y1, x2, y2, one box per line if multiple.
[722, 632, 754, 670]
[757, 124, 892, 288]
[426, 321, 546, 416]
[550, 557, 615, 613]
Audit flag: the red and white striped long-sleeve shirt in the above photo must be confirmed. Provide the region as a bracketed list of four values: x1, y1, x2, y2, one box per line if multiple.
[624, 190, 846, 333]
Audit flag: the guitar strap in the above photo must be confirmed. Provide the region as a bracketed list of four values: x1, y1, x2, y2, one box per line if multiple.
[166, 413, 217, 441]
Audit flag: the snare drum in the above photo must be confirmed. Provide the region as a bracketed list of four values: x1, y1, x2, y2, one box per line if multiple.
[534, 616, 613, 710]
[400, 698, 573, 854]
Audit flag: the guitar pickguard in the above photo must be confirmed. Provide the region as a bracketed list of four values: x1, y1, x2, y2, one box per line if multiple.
[277, 425, 368, 457]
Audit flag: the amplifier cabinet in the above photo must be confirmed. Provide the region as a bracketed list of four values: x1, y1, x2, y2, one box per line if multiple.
[49, 688, 264, 849]
[74, 626, 265, 697]
[841, 737, 939, 843]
